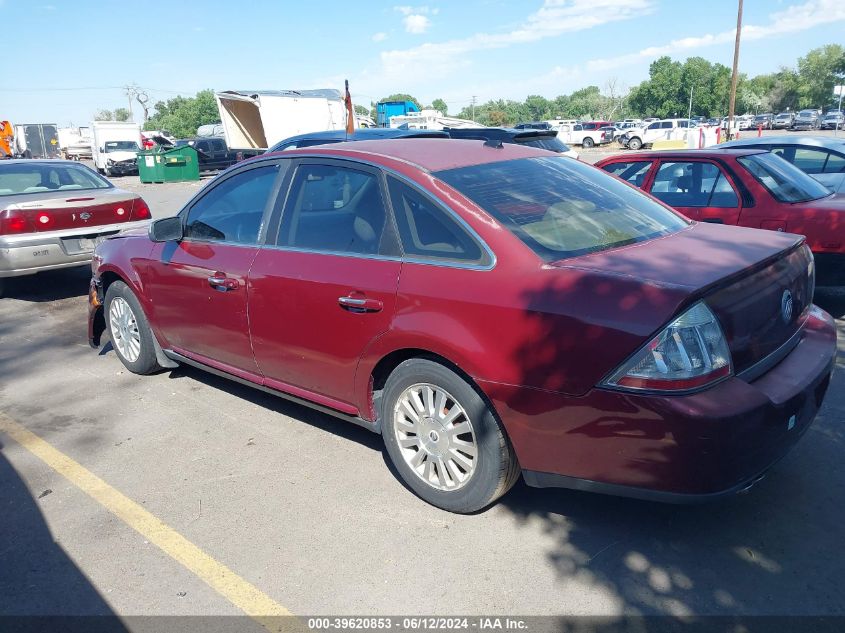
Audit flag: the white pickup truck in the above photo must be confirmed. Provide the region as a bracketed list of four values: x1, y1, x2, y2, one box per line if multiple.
[554, 123, 610, 148]
[621, 118, 697, 150]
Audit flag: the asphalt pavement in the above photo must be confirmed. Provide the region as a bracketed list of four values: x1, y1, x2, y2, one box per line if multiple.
[1, 155, 844, 628]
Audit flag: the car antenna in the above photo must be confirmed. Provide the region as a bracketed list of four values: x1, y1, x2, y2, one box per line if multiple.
[483, 139, 504, 148]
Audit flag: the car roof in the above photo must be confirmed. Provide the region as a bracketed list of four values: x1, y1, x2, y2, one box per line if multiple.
[445, 127, 557, 140]
[276, 128, 447, 144]
[719, 136, 845, 150]
[598, 148, 767, 162]
[265, 138, 552, 172]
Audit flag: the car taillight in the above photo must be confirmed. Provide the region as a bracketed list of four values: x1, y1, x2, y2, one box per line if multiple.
[0, 213, 35, 235]
[602, 302, 732, 392]
[131, 198, 151, 220]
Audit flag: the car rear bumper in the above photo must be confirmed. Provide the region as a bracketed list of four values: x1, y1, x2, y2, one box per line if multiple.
[481, 307, 836, 501]
[0, 221, 149, 278]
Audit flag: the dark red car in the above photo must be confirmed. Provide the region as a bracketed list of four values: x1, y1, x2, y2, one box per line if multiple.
[596, 149, 845, 288]
[88, 140, 836, 513]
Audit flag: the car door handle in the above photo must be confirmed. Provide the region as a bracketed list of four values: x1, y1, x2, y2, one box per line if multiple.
[208, 275, 238, 291]
[338, 295, 383, 313]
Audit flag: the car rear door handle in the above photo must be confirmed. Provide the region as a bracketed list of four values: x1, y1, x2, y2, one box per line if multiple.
[338, 295, 383, 313]
[208, 274, 238, 291]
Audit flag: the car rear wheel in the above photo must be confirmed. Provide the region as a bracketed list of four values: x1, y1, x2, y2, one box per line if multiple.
[582, 137, 595, 148]
[105, 281, 161, 375]
[627, 137, 643, 150]
[381, 359, 519, 513]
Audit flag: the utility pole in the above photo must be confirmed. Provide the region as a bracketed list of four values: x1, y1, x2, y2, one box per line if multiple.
[727, 0, 743, 139]
[687, 85, 694, 121]
[471, 95, 477, 122]
[125, 85, 136, 121]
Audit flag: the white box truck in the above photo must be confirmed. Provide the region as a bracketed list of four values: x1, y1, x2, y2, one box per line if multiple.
[91, 121, 142, 176]
[214, 89, 347, 150]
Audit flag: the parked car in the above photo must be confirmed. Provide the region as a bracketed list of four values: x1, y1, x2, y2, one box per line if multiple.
[443, 127, 578, 158]
[753, 113, 774, 130]
[822, 111, 844, 130]
[579, 121, 613, 131]
[737, 116, 755, 131]
[556, 123, 610, 148]
[773, 112, 795, 129]
[0, 160, 151, 297]
[596, 148, 845, 288]
[88, 139, 835, 512]
[171, 137, 260, 172]
[792, 110, 821, 131]
[267, 128, 448, 152]
[717, 136, 845, 192]
[622, 119, 696, 150]
[91, 121, 142, 176]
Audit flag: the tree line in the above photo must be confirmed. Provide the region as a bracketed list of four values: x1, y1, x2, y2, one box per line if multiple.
[93, 44, 844, 135]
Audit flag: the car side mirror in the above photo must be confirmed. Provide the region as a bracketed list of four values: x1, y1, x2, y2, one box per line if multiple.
[149, 216, 183, 242]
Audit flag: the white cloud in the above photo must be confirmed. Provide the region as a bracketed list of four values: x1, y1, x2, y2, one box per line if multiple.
[372, 32, 388, 42]
[403, 14, 431, 34]
[586, 0, 845, 72]
[381, 0, 653, 76]
[394, 5, 438, 15]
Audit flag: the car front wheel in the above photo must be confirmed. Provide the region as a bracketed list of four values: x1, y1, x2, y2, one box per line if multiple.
[381, 359, 519, 513]
[627, 137, 642, 150]
[582, 137, 595, 148]
[105, 281, 162, 375]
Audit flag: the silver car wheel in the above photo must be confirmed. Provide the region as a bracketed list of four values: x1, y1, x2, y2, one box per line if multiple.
[393, 383, 478, 491]
[109, 296, 141, 363]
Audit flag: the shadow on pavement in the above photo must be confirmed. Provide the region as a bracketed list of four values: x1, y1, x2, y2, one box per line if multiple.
[1, 267, 90, 303]
[0, 438, 127, 626]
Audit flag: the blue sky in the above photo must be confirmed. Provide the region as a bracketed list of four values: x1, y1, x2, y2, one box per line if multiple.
[2, 0, 844, 126]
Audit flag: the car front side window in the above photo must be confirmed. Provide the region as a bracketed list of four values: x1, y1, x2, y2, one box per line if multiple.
[183, 164, 281, 244]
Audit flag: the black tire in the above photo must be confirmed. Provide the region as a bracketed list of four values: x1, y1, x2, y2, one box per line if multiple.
[0, 277, 6, 298]
[104, 166, 112, 177]
[627, 137, 642, 150]
[582, 137, 595, 148]
[381, 359, 519, 513]
[104, 280, 161, 375]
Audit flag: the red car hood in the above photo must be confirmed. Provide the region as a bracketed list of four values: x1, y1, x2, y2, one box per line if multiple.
[553, 222, 804, 291]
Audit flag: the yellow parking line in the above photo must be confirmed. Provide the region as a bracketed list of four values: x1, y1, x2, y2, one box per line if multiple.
[0, 412, 294, 631]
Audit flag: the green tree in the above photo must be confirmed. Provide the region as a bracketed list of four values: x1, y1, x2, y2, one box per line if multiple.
[94, 109, 113, 121]
[113, 107, 132, 122]
[628, 57, 685, 118]
[353, 104, 370, 116]
[431, 98, 448, 115]
[797, 44, 845, 109]
[144, 89, 220, 138]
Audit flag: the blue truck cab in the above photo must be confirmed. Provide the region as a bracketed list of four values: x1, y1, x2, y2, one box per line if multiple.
[376, 101, 420, 127]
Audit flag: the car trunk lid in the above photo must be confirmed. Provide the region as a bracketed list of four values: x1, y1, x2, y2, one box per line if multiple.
[0, 189, 149, 234]
[556, 222, 813, 376]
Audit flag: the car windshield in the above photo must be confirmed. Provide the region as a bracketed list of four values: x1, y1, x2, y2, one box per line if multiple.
[0, 163, 112, 196]
[516, 136, 573, 153]
[737, 152, 832, 203]
[436, 156, 688, 262]
[105, 141, 139, 151]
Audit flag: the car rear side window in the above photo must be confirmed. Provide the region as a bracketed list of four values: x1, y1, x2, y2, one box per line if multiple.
[737, 152, 831, 203]
[601, 160, 652, 186]
[386, 177, 485, 264]
[184, 164, 280, 244]
[436, 156, 687, 262]
[650, 161, 738, 208]
[277, 164, 395, 256]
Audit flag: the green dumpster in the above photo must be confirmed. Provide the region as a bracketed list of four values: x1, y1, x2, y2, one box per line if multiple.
[137, 146, 200, 183]
[136, 149, 163, 183]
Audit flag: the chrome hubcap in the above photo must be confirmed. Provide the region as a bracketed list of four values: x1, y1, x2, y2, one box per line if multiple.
[393, 383, 477, 491]
[109, 296, 141, 363]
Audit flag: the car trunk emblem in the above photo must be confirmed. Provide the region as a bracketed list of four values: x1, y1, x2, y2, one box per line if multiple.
[79, 212, 92, 221]
[781, 289, 793, 323]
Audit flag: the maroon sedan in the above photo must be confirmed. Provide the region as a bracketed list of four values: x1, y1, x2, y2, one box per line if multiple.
[596, 149, 845, 288]
[88, 140, 836, 513]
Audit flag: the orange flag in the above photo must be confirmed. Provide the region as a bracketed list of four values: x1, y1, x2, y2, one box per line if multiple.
[345, 80, 355, 135]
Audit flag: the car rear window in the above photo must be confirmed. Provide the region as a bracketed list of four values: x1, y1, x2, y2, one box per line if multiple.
[737, 152, 831, 203]
[0, 163, 112, 196]
[436, 156, 688, 262]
